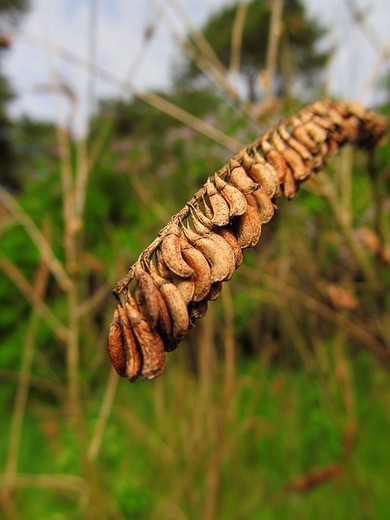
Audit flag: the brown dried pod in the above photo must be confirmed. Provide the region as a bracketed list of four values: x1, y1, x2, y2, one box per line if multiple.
[214, 174, 248, 217]
[154, 288, 176, 352]
[190, 205, 213, 235]
[189, 300, 208, 324]
[151, 269, 190, 342]
[160, 224, 194, 278]
[107, 305, 127, 377]
[207, 281, 223, 301]
[261, 136, 288, 183]
[278, 123, 313, 161]
[228, 159, 260, 194]
[125, 299, 165, 380]
[117, 302, 142, 382]
[304, 120, 328, 144]
[292, 121, 319, 152]
[206, 178, 230, 226]
[215, 225, 243, 267]
[246, 151, 279, 198]
[182, 226, 236, 283]
[233, 193, 262, 248]
[134, 265, 160, 329]
[282, 166, 297, 199]
[180, 238, 212, 301]
[272, 129, 309, 181]
[251, 186, 275, 223]
[171, 273, 195, 305]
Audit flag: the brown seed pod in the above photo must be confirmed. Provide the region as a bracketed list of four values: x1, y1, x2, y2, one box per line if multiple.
[272, 129, 309, 181]
[261, 136, 289, 183]
[182, 226, 236, 283]
[180, 238, 212, 302]
[206, 178, 230, 226]
[153, 287, 176, 351]
[151, 268, 190, 342]
[214, 174, 248, 217]
[304, 120, 328, 143]
[278, 123, 313, 161]
[228, 159, 260, 194]
[188, 300, 208, 324]
[155, 248, 173, 281]
[292, 121, 319, 152]
[282, 166, 297, 199]
[233, 193, 262, 248]
[160, 224, 194, 278]
[251, 186, 275, 223]
[190, 205, 213, 235]
[215, 225, 243, 267]
[207, 281, 223, 301]
[134, 265, 160, 329]
[246, 152, 279, 198]
[117, 302, 142, 382]
[125, 299, 165, 380]
[107, 305, 127, 377]
[171, 273, 195, 305]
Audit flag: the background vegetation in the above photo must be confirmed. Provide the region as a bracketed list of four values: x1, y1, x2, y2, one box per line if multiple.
[1, 0, 390, 518]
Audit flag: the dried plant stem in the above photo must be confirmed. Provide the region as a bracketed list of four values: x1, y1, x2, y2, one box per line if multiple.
[0, 253, 68, 340]
[264, 0, 284, 100]
[87, 368, 119, 461]
[316, 171, 378, 283]
[242, 266, 390, 365]
[0, 474, 86, 494]
[229, 1, 248, 81]
[221, 285, 237, 400]
[0, 187, 72, 291]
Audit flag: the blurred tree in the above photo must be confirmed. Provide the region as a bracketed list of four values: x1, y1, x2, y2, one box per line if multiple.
[0, 0, 29, 190]
[175, 0, 327, 101]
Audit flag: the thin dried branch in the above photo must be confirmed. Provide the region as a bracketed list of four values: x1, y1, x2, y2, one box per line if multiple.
[0, 187, 72, 292]
[108, 99, 387, 382]
[264, 0, 284, 100]
[229, 1, 248, 82]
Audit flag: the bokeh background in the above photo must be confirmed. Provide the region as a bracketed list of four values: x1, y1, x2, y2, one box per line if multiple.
[1, 1, 390, 518]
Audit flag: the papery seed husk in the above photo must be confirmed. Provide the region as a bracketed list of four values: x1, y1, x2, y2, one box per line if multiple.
[191, 206, 212, 235]
[134, 266, 160, 329]
[247, 160, 278, 198]
[278, 123, 313, 161]
[215, 226, 243, 267]
[282, 166, 297, 199]
[206, 178, 230, 226]
[214, 174, 248, 217]
[154, 287, 177, 352]
[117, 302, 142, 382]
[207, 281, 223, 301]
[107, 305, 127, 377]
[228, 159, 260, 194]
[161, 228, 194, 278]
[158, 282, 190, 342]
[125, 300, 165, 380]
[233, 193, 262, 248]
[182, 226, 234, 283]
[251, 186, 275, 224]
[189, 300, 208, 324]
[180, 238, 212, 302]
[292, 124, 319, 151]
[264, 148, 288, 183]
[171, 273, 195, 305]
[304, 121, 328, 143]
[155, 248, 174, 281]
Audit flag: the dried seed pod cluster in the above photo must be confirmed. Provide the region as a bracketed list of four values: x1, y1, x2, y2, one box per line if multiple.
[108, 99, 386, 381]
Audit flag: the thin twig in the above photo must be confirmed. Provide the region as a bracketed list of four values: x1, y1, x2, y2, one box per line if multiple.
[229, 1, 248, 82]
[264, 0, 284, 100]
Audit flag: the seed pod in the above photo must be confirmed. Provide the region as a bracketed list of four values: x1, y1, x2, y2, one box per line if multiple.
[292, 122, 319, 152]
[272, 129, 309, 181]
[154, 288, 176, 352]
[207, 281, 223, 301]
[282, 166, 297, 199]
[117, 302, 142, 382]
[251, 186, 275, 223]
[180, 238, 212, 301]
[182, 226, 236, 283]
[247, 155, 279, 198]
[190, 205, 212, 235]
[125, 299, 165, 380]
[214, 174, 248, 217]
[171, 273, 195, 305]
[158, 282, 190, 342]
[228, 159, 260, 194]
[189, 300, 208, 324]
[206, 178, 230, 226]
[304, 121, 328, 143]
[233, 193, 262, 248]
[261, 136, 288, 183]
[107, 305, 127, 377]
[278, 123, 313, 161]
[215, 225, 243, 267]
[160, 224, 194, 278]
[134, 265, 160, 329]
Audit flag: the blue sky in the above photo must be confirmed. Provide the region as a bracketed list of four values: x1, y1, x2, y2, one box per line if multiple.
[2, 0, 390, 136]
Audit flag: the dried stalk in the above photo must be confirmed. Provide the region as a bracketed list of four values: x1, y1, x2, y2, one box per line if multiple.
[108, 99, 386, 382]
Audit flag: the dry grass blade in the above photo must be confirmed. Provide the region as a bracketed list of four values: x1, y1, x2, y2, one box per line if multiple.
[110, 99, 387, 382]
